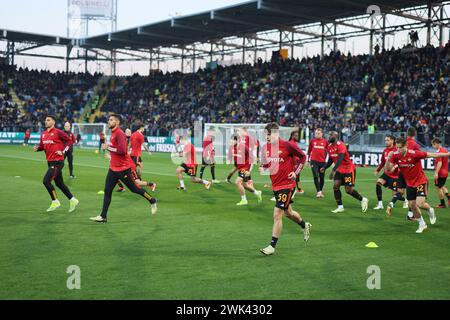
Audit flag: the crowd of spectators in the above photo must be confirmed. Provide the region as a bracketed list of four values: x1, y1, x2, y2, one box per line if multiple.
[99, 42, 449, 145]
[1, 41, 449, 146]
[0, 64, 101, 132]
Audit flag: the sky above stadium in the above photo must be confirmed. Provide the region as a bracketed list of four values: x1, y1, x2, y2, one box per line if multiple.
[0, 0, 245, 37]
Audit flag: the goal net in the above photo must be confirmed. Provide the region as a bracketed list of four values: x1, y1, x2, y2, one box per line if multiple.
[203, 123, 297, 164]
[72, 123, 109, 148]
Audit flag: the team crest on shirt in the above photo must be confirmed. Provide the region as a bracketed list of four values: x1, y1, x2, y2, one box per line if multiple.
[278, 150, 283, 155]
[51, 133, 54, 136]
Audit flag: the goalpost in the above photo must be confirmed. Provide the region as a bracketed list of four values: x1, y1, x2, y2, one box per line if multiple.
[203, 123, 297, 163]
[72, 123, 109, 148]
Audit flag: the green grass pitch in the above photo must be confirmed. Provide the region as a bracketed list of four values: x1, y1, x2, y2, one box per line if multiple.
[0, 144, 449, 300]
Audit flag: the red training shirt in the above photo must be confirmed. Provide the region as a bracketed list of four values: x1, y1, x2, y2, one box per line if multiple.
[327, 141, 355, 174]
[108, 127, 130, 172]
[130, 131, 146, 157]
[376, 146, 398, 178]
[202, 135, 215, 161]
[235, 141, 251, 171]
[435, 147, 448, 178]
[37, 127, 73, 162]
[261, 139, 306, 191]
[184, 142, 197, 166]
[407, 137, 420, 151]
[307, 138, 328, 162]
[390, 149, 428, 187]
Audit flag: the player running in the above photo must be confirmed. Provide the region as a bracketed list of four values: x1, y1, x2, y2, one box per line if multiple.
[321, 131, 368, 213]
[259, 123, 311, 256]
[385, 137, 450, 233]
[176, 136, 212, 190]
[307, 128, 328, 198]
[431, 138, 449, 208]
[289, 129, 305, 196]
[234, 132, 262, 206]
[63, 122, 76, 179]
[90, 114, 157, 223]
[226, 135, 240, 184]
[200, 128, 220, 183]
[117, 126, 150, 192]
[33, 115, 79, 212]
[130, 125, 152, 177]
[399, 127, 422, 215]
[126, 153, 156, 191]
[373, 135, 406, 215]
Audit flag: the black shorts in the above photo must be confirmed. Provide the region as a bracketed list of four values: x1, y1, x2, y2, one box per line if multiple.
[131, 156, 142, 166]
[335, 170, 355, 187]
[380, 173, 398, 191]
[406, 183, 428, 201]
[435, 177, 447, 188]
[397, 172, 406, 189]
[310, 160, 326, 170]
[181, 163, 197, 177]
[237, 168, 252, 182]
[273, 188, 295, 211]
[99, 139, 105, 144]
[202, 157, 215, 166]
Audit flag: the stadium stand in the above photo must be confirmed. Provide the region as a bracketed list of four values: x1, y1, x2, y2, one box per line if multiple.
[0, 64, 101, 132]
[1, 42, 449, 145]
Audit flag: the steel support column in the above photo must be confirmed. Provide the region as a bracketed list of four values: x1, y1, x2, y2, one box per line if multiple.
[321, 23, 334, 56]
[6, 41, 15, 65]
[370, 14, 385, 55]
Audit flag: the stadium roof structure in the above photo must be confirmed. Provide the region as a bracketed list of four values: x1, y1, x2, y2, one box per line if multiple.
[0, 29, 72, 62]
[1, 0, 449, 73]
[0, 29, 71, 46]
[78, 0, 435, 51]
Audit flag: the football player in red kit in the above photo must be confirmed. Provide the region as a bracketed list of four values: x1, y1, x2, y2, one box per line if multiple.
[259, 123, 311, 256]
[130, 126, 151, 174]
[373, 135, 406, 216]
[176, 136, 212, 190]
[234, 133, 262, 206]
[199, 128, 219, 183]
[90, 114, 157, 223]
[307, 128, 328, 198]
[289, 129, 305, 196]
[385, 137, 450, 233]
[63, 122, 76, 179]
[398, 127, 422, 216]
[431, 138, 449, 208]
[321, 131, 368, 213]
[33, 115, 79, 212]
